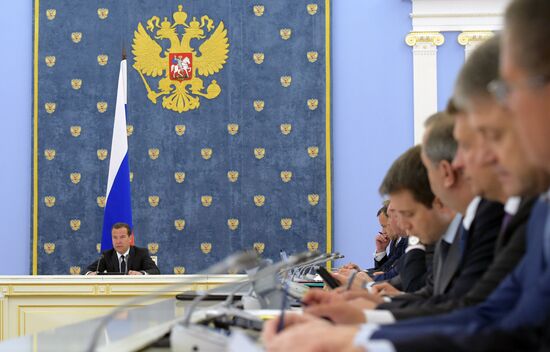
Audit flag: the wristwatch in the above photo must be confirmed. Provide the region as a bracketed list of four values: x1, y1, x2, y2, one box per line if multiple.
[408, 236, 420, 246]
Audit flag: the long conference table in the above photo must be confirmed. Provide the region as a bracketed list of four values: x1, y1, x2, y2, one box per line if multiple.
[0, 275, 247, 350]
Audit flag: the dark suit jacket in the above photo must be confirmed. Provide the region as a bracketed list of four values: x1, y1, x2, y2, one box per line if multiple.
[397, 245, 434, 293]
[378, 199, 503, 313]
[372, 238, 407, 271]
[433, 225, 463, 295]
[386, 197, 534, 320]
[86, 246, 160, 274]
[371, 197, 550, 342]
[392, 320, 550, 352]
[386, 245, 434, 292]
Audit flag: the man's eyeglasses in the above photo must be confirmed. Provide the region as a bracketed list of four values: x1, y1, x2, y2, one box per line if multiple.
[488, 75, 550, 104]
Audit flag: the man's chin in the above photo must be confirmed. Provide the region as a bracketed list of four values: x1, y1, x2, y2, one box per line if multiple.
[502, 184, 522, 198]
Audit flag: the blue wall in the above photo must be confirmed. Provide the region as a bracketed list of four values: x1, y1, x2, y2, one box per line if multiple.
[0, 0, 32, 275]
[437, 32, 465, 111]
[0, 0, 465, 274]
[332, 0, 413, 267]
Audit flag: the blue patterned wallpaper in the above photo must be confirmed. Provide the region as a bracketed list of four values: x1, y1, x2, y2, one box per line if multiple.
[32, 0, 331, 275]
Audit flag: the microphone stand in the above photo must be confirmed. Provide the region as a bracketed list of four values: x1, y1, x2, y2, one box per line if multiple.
[85, 251, 259, 352]
[170, 253, 319, 352]
[95, 253, 104, 274]
[221, 280, 253, 309]
[183, 252, 317, 325]
[291, 253, 344, 281]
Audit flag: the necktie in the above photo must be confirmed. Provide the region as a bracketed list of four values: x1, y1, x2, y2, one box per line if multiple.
[500, 212, 513, 236]
[458, 224, 468, 260]
[388, 240, 396, 257]
[495, 212, 514, 251]
[440, 240, 451, 263]
[120, 255, 126, 274]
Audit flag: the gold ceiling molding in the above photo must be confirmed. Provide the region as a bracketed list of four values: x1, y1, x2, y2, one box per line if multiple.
[457, 31, 494, 46]
[405, 31, 445, 47]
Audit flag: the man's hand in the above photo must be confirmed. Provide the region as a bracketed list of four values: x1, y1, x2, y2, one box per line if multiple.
[348, 297, 379, 310]
[370, 282, 402, 297]
[375, 232, 390, 252]
[336, 267, 354, 278]
[305, 302, 366, 324]
[263, 318, 361, 352]
[302, 289, 345, 306]
[340, 290, 384, 307]
[355, 271, 372, 283]
[332, 271, 371, 290]
[86, 272, 98, 276]
[341, 263, 361, 271]
[128, 270, 144, 275]
[262, 313, 321, 343]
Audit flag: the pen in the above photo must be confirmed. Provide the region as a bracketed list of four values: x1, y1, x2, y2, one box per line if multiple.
[276, 283, 289, 333]
[346, 270, 358, 290]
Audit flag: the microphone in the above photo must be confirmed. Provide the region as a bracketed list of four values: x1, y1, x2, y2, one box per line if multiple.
[180, 253, 307, 326]
[291, 256, 322, 280]
[290, 252, 343, 280]
[182, 280, 251, 327]
[171, 252, 319, 351]
[240, 251, 319, 309]
[95, 253, 104, 274]
[183, 251, 319, 326]
[85, 251, 259, 352]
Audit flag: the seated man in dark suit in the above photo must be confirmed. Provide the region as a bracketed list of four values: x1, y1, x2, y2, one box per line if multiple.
[371, 203, 407, 273]
[371, 200, 443, 287]
[336, 147, 457, 293]
[342, 201, 407, 275]
[387, 236, 435, 293]
[345, 200, 430, 293]
[339, 202, 408, 286]
[369, 204, 408, 280]
[86, 222, 160, 275]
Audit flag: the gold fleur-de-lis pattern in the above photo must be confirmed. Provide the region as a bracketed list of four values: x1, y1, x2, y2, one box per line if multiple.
[34, 1, 330, 274]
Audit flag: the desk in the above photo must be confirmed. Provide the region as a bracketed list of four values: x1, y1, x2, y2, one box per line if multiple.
[0, 275, 245, 341]
[0, 298, 198, 352]
[0, 297, 270, 352]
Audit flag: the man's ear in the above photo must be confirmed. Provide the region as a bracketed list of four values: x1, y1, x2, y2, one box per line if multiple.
[439, 160, 456, 188]
[432, 196, 444, 210]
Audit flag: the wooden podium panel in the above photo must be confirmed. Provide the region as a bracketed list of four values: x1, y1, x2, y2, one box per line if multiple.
[0, 275, 244, 341]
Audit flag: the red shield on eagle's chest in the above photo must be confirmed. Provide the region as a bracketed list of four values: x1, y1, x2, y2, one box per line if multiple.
[169, 53, 193, 81]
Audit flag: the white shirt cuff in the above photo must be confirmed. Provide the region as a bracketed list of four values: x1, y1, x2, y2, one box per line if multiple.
[364, 310, 396, 324]
[353, 323, 381, 348]
[405, 244, 426, 253]
[374, 251, 387, 262]
[363, 340, 396, 352]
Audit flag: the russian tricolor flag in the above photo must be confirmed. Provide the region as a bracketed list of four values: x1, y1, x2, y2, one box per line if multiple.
[101, 59, 133, 251]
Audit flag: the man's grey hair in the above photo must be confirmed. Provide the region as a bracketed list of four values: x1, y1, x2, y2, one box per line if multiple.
[505, 0, 550, 77]
[453, 35, 501, 111]
[423, 112, 457, 164]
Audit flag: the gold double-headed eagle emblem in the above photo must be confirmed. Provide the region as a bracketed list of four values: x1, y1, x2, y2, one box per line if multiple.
[132, 5, 229, 113]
